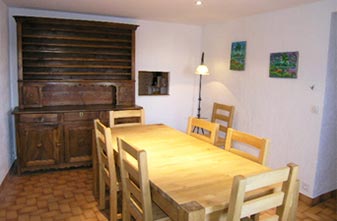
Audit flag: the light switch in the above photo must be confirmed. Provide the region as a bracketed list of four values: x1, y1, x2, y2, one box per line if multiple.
[311, 105, 319, 114]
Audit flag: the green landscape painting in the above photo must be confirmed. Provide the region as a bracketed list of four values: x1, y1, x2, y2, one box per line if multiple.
[230, 41, 246, 71]
[269, 51, 298, 78]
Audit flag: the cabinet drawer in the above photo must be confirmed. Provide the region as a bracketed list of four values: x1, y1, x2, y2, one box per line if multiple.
[19, 114, 58, 123]
[64, 111, 99, 121]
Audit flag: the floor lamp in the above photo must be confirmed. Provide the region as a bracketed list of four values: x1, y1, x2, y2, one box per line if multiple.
[195, 52, 210, 119]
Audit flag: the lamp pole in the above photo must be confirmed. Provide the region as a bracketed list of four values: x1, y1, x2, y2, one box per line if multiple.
[196, 52, 206, 119]
[197, 74, 202, 119]
[193, 52, 209, 133]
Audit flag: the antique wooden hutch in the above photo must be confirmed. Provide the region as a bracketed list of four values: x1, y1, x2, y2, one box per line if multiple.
[13, 16, 140, 174]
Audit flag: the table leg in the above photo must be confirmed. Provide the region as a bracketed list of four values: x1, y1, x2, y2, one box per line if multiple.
[179, 201, 205, 221]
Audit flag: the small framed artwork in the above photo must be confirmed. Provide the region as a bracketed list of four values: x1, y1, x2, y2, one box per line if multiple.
[230, 41, 247, 71]
[269, 51, 299, 78]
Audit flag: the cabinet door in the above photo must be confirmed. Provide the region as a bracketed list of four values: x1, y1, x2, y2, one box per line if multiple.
[17, 123, 62, 172]
[64, 121, 93, 165]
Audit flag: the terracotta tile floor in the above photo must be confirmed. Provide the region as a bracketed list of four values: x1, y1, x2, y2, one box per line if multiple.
[0, 168, 336, 221]
[0, 168, 107, 221]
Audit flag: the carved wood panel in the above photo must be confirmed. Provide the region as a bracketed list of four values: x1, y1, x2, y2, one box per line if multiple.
[17, 123, 62, 173]
[64, 121, 92, 164]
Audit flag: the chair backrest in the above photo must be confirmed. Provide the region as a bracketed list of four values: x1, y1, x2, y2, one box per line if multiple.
[94, 119, 120, 219]
[225, 128, 269, 165]
[117, 137, 153, 221]
[211, 102, 235, 146]
[227, 163, 299, 221]
[186, 117, 219, 145]
[109, 109, 145, 128]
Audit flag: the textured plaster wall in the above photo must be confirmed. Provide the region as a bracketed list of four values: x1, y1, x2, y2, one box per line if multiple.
[314, 12, 337, 196]
[135, 20, 202, 130]
[0, 0, 12, 185]
[202, 0, 337, 197]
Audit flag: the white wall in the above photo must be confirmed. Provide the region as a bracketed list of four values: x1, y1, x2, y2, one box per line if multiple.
[136, 21, 202, 130]
[314, 12, 337, 197]
[0, 0, 12, 186]
[202, 0, 337, 197]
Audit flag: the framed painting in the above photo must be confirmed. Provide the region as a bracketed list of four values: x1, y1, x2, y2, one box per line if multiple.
[269, 51, 299, 78]
[230, 41, 246, 71]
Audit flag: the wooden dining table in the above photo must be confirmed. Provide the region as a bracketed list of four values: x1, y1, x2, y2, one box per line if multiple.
[93, 124, 289, 220]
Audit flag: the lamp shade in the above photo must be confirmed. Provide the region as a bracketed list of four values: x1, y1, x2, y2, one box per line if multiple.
[195, 64, 210, 75]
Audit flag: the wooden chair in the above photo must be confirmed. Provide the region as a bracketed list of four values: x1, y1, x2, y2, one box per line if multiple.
[211, 102, 235, 147]
[186, 116, 220, 145]
[94, 119, 121, 221]
[109, 109, 145, 127]
[117, 137, 171, 221]
[227, 163, 299, 221]
[225, 128, 269, 165]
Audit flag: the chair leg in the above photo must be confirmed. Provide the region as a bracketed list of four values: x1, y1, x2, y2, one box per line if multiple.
[110, 188, 118, 221]
[122, 197, 130, 221]
[92, 129, 99, 198]
[98, 170, 106, 210]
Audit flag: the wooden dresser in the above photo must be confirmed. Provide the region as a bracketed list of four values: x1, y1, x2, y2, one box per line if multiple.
[13, 16, 140, 174]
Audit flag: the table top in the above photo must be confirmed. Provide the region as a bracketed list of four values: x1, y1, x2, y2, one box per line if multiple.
[109, 124, 270, 215]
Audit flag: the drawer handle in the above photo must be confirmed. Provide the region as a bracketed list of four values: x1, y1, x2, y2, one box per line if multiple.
[79, 112, 84, 118]
[39, 117, 44, 123]
[36, 143, 42, 149]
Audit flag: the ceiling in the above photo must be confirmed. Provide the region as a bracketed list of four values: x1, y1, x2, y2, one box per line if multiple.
[3, 0, 321, 25]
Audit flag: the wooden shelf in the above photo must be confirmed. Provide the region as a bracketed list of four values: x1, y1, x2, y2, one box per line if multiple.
[15, 16, 138, 104]
[16, 16, 137, 82]
[22, 35, 131, 43]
